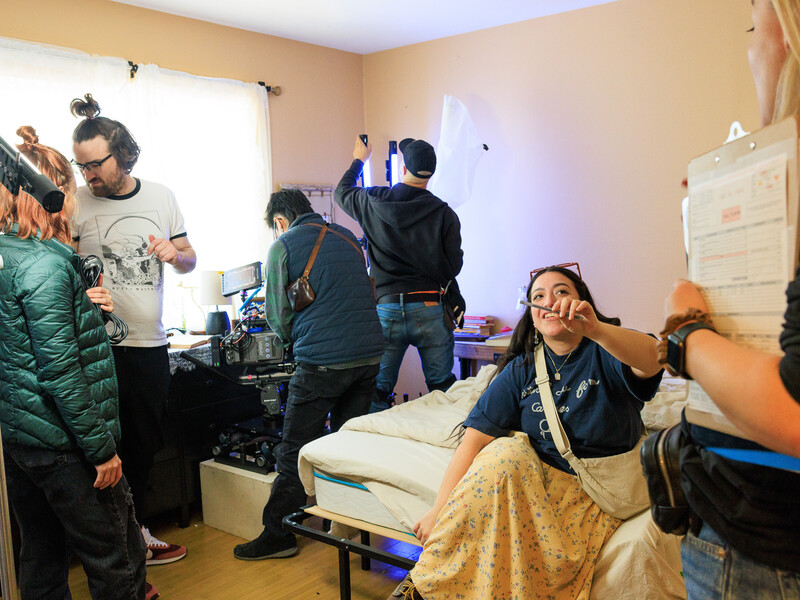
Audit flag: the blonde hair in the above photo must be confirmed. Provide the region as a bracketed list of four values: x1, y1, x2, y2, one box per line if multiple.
[771, 0, 800, 122]
[0, 126, 75, 243]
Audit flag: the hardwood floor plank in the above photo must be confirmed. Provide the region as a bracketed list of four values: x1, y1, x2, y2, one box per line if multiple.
[68, 511, 419, 599]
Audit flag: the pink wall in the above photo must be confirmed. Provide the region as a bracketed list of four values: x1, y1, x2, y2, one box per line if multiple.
[2, 0, 760, 398]
[362, 0, 759, 397]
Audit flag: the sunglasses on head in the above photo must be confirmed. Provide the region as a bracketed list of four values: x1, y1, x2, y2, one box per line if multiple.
[529, 262, 582, 281]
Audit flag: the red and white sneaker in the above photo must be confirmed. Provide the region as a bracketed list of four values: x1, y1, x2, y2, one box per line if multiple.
[142, 526, 187, 566]
[145, 581, 160, 600]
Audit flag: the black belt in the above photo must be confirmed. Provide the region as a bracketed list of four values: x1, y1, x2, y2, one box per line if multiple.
[377, 292, 441, 305]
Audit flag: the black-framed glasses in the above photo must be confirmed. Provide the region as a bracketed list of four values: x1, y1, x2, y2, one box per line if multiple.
[530, 262, 582, 281]
[71, 154, 113, 173]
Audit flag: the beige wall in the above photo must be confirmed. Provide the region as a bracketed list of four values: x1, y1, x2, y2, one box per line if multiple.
[2, 0, 760, 398]
[0, 0, 366, 192]
[363, 0, 758, 397]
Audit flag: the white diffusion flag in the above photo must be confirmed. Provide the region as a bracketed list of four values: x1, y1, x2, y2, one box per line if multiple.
[429, 95, 485, 209]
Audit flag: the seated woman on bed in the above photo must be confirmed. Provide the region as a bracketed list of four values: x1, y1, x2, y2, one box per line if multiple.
[390, 264, 663, 600]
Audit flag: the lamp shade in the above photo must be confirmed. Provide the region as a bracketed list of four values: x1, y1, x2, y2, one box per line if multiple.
[197, 271, 231, 306]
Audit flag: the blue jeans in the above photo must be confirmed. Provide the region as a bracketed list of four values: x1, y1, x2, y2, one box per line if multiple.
[4, 444, 146, 600]
[261, 362, 379, 540]
[372, 301, 456, 412]
[682, 523, 800, 599]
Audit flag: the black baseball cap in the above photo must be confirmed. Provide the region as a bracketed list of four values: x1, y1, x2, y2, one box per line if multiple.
[399, 138, 436, 179]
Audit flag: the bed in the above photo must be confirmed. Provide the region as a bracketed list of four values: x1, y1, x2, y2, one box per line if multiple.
[296, 366, 689, 599]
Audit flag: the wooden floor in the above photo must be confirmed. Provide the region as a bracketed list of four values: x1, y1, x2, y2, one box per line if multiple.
[67, 509, 421, 600]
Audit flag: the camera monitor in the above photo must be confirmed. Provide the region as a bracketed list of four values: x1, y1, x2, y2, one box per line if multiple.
[221, 261, 262, 297]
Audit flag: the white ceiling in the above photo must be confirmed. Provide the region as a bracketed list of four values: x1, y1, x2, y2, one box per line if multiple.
[111, 0, 616, 55]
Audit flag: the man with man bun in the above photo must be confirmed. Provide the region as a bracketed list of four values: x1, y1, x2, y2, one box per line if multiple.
[70, 93, 194, 571]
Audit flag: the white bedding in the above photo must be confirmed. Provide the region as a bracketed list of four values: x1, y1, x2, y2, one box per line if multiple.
[297, 366, 688, 599]
[299, 366, 496, 530]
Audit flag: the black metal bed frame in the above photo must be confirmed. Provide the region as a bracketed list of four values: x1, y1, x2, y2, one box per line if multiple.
[282, 508, 417, 600]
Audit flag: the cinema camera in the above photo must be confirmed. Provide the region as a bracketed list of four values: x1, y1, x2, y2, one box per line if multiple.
[214, 260, 294, 375]
[192, 262, 297, 473]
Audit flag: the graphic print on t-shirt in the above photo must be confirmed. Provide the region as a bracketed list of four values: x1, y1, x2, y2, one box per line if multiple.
[94, 212, 164, 290]
[525, 379, 600, 440]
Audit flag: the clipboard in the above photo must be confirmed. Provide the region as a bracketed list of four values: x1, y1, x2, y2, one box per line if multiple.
[684, 116, 799, 438]
[688, 116, 800, 273]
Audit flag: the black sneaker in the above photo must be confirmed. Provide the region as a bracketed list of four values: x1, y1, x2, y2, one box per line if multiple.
[233, 532, 298, 561]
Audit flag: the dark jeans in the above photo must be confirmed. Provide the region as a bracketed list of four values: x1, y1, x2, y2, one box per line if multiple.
[112, 345, 170, 511]
[372, 301, 456, 412]
[4, 444, 146, 600]
[261, 362, 380, 541]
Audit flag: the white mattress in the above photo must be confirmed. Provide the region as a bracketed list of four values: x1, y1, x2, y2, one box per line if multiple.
[300, 429, 455, 532]
[313, 469, 408, 533]
[298, 367, 688, 599]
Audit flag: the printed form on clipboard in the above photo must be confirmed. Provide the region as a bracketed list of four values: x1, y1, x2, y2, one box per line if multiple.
[685, 116, 800, 439]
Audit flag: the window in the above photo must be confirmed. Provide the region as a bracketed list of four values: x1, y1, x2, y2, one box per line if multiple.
[0, 36, 272, 330]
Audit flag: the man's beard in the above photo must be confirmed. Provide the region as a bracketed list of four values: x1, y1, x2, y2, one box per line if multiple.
[87, 170, 127, 197]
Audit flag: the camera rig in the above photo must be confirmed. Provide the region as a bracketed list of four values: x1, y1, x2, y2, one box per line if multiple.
[180, 313, 296, 473]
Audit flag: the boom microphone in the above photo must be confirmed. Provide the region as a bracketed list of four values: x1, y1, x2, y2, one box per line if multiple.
[0, 134, 64, 213]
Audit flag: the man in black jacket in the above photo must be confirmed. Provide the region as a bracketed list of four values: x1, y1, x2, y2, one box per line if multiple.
[335, 136, 464, 412]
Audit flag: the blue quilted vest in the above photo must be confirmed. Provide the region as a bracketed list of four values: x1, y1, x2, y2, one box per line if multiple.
[280, 213, 383, 366]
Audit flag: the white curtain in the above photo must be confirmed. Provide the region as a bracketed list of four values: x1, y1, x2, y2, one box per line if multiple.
[0, 36, 272, 330]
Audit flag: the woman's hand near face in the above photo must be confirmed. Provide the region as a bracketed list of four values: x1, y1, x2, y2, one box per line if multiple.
[551, 297, 599, 336]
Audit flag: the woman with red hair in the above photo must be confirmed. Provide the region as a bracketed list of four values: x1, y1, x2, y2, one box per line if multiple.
[0, 127, 147, 599]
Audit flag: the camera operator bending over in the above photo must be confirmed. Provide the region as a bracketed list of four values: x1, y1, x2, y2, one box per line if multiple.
[335, 136, 464, 412]
[233, 189, 384, 561]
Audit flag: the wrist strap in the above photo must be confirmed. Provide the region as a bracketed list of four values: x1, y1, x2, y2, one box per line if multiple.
[660, 308, 715, 339]
[657, 309, 715, 369]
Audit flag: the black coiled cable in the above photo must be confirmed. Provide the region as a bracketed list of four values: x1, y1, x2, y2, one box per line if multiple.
[79, 255, 128, 344]
[219, 317, 254, 357]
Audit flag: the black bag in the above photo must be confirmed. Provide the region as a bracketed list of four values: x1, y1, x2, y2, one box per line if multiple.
[640, 424, 693, 535]
[441, 279, 466, 330]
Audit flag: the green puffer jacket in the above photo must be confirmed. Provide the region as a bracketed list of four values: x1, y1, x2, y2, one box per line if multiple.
[0, 225, 120, 465]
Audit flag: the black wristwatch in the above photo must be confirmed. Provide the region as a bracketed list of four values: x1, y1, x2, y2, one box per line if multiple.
[667, 321, 716, 380]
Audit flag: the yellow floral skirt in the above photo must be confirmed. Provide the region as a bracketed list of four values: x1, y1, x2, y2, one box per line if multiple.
[411, 432, 621, 600]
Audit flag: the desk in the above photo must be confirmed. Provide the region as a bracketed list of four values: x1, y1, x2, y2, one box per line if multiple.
[143, 348, 263, 526]
[454, 340, 508, 379]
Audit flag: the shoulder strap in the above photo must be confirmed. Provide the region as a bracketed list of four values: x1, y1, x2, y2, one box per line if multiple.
[534, 343, 576, 460]
[301, 224, 329, 278]
[303, 222, 365, 264]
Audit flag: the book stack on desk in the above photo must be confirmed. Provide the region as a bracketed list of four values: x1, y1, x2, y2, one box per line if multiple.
[454, 315, 494, 340]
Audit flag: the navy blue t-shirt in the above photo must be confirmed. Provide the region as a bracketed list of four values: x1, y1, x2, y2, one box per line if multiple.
[464, 337, 663, 473]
